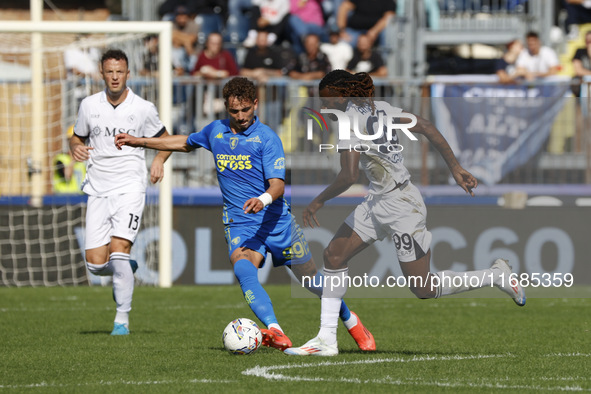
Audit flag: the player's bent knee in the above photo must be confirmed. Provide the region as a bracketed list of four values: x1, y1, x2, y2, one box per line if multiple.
[323, 246, 345, 270]
[86, 261, 111, 276]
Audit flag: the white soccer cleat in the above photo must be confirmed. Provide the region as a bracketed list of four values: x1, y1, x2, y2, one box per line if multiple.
[284, 337, 338, 356]
[491, 258, 526, 306]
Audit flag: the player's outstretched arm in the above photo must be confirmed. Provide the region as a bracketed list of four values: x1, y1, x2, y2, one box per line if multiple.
[409, 115, 477, 196]
[150, 130, 174, 184]
[243, 178, 285, 214]
[115, 133, 193, 152]
[303, 150, 360, 228]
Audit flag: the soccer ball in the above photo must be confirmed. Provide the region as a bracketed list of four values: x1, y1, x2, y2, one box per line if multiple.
[222, 318, 262, 355]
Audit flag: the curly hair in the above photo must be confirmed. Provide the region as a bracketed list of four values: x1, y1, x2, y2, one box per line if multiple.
[101, 49, 128, 68]
[223, 77, 257, 103]
[319, 70, 375, 98]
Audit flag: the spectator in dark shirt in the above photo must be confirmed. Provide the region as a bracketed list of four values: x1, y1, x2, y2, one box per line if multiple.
[336, 0, 396, 47]
[240, 30, 287, 82]
[572, 30, 591, 96]
[346, 34, 387, 77]
[573, 31, 591, 76]
[139, 35, 159, 77]
[288, 33, 332, 80]
[243, 0, 291, 47]
[564, 0, 591, 38]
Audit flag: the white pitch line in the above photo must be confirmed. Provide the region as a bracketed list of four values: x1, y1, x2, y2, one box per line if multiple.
[242, 353, 591, 391]
[242, 354, 506, 380]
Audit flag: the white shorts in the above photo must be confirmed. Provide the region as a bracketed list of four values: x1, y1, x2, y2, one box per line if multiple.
[85, 192, 146, 250]
[344, 181, 432, 263]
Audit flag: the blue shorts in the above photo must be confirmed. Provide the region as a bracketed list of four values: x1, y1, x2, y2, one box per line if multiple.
[224, 214, 312, 267]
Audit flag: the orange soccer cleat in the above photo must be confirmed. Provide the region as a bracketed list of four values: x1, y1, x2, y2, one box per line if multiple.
[347, 312, 376, 351]
[260, 327, 292, 351]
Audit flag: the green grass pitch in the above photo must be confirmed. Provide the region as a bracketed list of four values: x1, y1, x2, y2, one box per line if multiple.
[1, 285, 589, 393]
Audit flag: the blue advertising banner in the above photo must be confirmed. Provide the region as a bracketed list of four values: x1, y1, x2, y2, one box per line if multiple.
[431, 78, 570, 185]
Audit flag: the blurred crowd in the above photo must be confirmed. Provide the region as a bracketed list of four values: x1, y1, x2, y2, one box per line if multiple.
[61, 0, 591, 84]
[152, 0, 395, 81]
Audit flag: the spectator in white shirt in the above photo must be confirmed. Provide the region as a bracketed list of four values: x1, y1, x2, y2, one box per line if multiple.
[320, 29, 354, 70]
[515, 31, 560, 80]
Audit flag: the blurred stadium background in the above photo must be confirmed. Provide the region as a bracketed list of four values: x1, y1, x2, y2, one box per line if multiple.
[0, 0, 590, 288]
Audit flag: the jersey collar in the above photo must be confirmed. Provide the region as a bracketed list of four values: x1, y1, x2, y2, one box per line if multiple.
[226, 115, 260, 136]
[100, 87, 134, 106]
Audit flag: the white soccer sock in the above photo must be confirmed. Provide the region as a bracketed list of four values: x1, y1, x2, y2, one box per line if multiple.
[86, 262, 113, 276]
[318, 268, 348, 345]
[268, 323, 283, 332]
[436, 268, 494, 297]
[111, 252, 134, 325]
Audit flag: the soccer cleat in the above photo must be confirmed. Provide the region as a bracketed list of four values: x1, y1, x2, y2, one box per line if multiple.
[347, 311, 376, 351]
[260, 328, 292, 351]
[491, 258, 526, 306]
[110, 322, 130, 336]
[284, 337, 338, 356]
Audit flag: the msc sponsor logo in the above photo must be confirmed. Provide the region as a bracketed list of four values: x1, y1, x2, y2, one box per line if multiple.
[91, 126, 136, 137]
[215, 153, 252, 172]
[274, 157, 285, 170]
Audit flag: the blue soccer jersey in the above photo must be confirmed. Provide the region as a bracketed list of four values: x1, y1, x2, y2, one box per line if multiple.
[186, 117, 289, 226]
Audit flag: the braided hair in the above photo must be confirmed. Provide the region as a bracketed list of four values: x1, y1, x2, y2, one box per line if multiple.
[319, 70, 375, 98]
[319, 70, 375, 112]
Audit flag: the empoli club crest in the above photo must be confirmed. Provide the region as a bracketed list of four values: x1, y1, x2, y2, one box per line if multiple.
[230, 137, 239, 150]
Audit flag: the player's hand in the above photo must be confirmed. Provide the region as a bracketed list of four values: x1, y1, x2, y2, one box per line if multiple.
[70, 144, 93, 162]
[302, 200, 323, 228]
[243, 197, 264, 214]
[453, 167, 478, 196]
[115, 133, 139, 150]
[150, 160, 164, 184]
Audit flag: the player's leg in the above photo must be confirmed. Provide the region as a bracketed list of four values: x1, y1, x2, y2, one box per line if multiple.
[230, 246, 292, 350]
[230, 247, 272, 325]
[85, 245, 111, 274]
[109, 236, 134, 335]
[84, 195, 113, 276]
[108, 192, 145, 335]
[399, 251, 525, 305]
[392, 184, 525, 305]
[289, 258, 374, 350]
[286, 217, 356, 326]
[286, 222, 373, 356]
[84, 195, 138, 276]
[227, 223, 291, 349]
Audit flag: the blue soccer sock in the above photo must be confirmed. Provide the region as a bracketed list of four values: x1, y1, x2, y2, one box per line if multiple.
[233, 259, 278, 328]
[302, 271, 352, 322]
